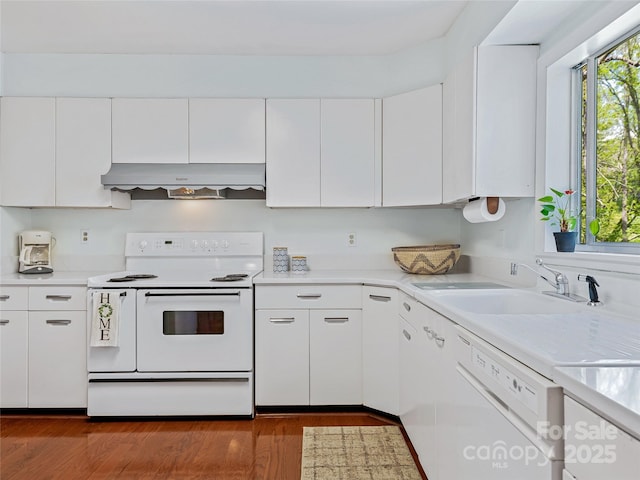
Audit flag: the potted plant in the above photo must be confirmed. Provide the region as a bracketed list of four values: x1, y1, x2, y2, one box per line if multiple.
[538, 188, 599, 252]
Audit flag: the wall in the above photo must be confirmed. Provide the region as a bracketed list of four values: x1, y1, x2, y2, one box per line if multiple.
[18, 201, 461, 272]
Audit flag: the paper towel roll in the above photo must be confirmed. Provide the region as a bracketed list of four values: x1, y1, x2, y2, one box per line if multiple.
[462, 197, 506, 223]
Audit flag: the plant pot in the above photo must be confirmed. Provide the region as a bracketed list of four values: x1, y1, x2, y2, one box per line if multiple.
[553, 231, 577, 252]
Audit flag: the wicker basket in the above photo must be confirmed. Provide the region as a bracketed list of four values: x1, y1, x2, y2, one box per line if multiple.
[392, 244, 461, 275]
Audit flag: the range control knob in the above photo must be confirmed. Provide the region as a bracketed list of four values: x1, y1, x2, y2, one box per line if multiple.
[190, 239, 199, 249]
[201, 240, 210, 250]
[138, 240, 148, 250]
[222, 240, 230, 249]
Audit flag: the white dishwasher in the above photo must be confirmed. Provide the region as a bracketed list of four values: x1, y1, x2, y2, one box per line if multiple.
[454, 325, 564, 479]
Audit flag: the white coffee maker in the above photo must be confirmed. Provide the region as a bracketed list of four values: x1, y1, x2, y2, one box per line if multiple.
[19, 230, 54, 274]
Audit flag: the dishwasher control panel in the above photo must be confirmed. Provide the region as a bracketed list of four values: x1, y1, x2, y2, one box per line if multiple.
[472, 346, 537, 413]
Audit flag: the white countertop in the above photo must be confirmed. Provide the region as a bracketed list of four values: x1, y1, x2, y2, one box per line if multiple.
[255, 269, 640, 437]
[554, 365, 640, 438]
[0, 271, 108, 286]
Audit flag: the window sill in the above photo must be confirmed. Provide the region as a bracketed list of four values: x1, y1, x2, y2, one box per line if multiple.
[537, 251, 640, 276]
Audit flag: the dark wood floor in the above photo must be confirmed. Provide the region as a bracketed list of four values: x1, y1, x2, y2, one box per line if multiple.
[0, 410, 427, 479]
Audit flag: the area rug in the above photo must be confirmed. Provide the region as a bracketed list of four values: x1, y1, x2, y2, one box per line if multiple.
[301, 425, 422, 480]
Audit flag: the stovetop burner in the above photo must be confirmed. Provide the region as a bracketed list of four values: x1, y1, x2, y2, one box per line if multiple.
[108, 274, 158, 282]
[211, 273, 249, 282]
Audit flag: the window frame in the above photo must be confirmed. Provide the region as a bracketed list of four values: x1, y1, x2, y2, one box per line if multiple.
[573, 24, 640, 255]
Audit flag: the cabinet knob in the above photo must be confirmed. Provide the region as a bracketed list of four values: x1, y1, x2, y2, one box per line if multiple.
[402, 329, 411, 341]
[403, 302, 411, 312]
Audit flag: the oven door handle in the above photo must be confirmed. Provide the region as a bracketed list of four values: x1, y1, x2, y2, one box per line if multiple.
[456, 364, 561, 460]
[144, 292, 241, 297]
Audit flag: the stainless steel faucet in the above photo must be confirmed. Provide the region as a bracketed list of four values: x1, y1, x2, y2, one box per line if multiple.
[510, 258, 586, 302]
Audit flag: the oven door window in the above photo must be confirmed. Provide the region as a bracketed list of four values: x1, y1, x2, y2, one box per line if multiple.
[162, 311, 224, 335]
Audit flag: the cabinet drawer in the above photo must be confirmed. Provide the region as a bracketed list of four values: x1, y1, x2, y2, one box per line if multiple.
[255, 285, 362, 309]
[29, 286, 87, 310]
[0, 286, 28, 310]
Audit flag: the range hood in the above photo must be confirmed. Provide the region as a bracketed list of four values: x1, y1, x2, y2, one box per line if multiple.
[101, 163, 266, 194]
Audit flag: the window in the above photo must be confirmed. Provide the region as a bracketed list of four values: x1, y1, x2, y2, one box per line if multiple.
[575, 26, 640, 253]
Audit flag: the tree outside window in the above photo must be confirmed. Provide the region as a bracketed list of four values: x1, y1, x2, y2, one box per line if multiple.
[578, 28, 640, 251]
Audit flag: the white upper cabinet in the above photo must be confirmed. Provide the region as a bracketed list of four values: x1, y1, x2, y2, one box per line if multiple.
[266, 99, 321, 207]
[442, 45, 538, 203]
[56, 98, 130, 208]
[112, 98, 189, 164]
[320, 99, 375, 207]
[189, 98, 265, 164]
[266, 98, 376, 207]
[0, 97, 56, 206]
[382, 84, 443, 206]
[0, 97, 129, 209]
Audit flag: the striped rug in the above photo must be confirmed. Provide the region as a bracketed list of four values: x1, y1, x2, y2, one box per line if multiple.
[301, 425, 423, 480]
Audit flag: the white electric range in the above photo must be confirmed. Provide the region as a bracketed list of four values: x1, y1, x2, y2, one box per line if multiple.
[86, 232, 263, 417]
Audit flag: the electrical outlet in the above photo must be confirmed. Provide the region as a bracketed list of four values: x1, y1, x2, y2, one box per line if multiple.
[80, 229, 90, 245]
[347, 232, 357, 247]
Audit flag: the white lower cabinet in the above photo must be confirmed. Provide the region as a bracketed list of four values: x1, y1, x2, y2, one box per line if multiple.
[255, 310, 310, 406]
[309, 309, 362, 405]
[362, 286, 399, 415]
[564, 395, 640, 479]
[398, 292, 456, 480]
[28, 311, 87, 407]
[254, 285, 362, 406]
[0, 285, 87, 409]
[0, 310, 29, 407]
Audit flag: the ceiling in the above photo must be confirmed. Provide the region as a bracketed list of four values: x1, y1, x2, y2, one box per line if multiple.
[0, 0, 469, 56]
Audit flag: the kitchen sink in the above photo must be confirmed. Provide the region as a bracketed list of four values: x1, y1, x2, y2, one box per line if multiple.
[428, 289, 585, 315]
[412, 281, 510, 290]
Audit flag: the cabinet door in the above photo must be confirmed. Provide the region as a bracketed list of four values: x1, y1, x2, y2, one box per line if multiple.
[382, 85, 442, 206]
[56, 98, 130, 208]
[266, 99, 321, 206]
[189, 98, 265, 164]
[112, 98, 188, 164]
[321, 99, 375, 207]
[0, 97, 56, 206]
[442, 49, 475, 204]
[362, 286, 399, 415]
[255, 310, 310, 406]
[475, 45, 537, 198]
[310, 309, 362, 405]
[564, 396, 640, 480]
[0, 311, 28, 407]
[399, 305, 438, 479]
[28, 311, 87, 408]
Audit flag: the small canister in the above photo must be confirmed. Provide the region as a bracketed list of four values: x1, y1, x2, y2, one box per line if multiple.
[291, 256, 308, 273]
[273, 247, 289, 273]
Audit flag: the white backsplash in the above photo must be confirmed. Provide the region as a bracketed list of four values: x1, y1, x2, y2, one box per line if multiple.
[1, 200, 462, 272]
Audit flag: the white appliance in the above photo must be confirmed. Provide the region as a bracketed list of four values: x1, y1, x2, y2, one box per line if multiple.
[86, 232, 263, 417]
[454, 325, 565, 480]
[18, 230, 53, 274]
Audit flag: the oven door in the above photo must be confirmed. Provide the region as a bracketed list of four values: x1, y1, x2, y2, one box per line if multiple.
[136, 289, 252, 372]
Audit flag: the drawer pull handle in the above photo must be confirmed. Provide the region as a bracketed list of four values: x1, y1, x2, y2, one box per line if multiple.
[435, 335, 445, 347]
[297, 294, 322, 299]
[46, 295, 72, 301]
[324, 317, 349, 323]
[269, 317, 295, 324]
[46, 319, 72, 326]
[403, 302, 411, 312]
[369, 294, 391, 302]
[0, 320, 9, 325]
[0, 295, 10, 301]
[402, 329, 411, 341]
[423, 326, 435, 339]
[458, 335, 471, 346]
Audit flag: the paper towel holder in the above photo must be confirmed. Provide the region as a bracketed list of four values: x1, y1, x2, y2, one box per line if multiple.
[469, 196, 500, 214]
